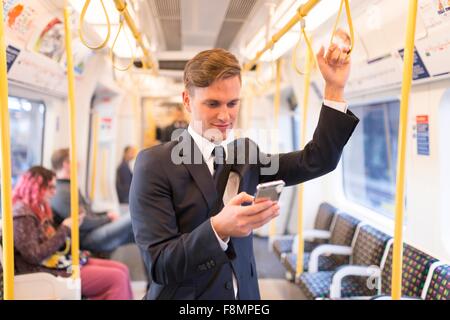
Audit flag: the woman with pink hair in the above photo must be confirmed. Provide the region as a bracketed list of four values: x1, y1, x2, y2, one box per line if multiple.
[12, 166, 133, 300]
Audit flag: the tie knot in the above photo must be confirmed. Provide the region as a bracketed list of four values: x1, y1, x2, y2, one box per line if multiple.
[212, 146, 225, 171]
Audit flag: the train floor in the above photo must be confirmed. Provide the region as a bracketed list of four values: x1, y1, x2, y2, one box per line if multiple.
[111, 236, 307, 300]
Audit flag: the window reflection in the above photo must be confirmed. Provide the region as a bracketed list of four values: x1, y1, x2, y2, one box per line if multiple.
[343, 100, 400, 218]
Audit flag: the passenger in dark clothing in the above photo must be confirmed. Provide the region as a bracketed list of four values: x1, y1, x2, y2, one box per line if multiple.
[50, 148, 135, 253]
[159, 106, 189, 142]
[116, 146, 137, 204]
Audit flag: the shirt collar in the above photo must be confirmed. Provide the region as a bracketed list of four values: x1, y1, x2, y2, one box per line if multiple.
[187, 124, 234, 162]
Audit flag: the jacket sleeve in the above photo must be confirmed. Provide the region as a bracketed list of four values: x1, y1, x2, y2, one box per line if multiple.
[259, 105, 359, 186]
[13, 216, 70, 265]
[129, 148, 231, 286]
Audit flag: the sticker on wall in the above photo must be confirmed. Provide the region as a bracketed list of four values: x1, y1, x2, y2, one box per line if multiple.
[6, 45, 20, 72]
[416, 115, 430, 156]
[398, 47, 430, 81]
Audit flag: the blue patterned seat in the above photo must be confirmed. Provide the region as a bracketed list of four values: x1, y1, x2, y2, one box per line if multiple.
[272, 202, 337, 259]
[284, 212, 360, 279]
[379, 242, 438, 298]
[423, 263, 450, 300]
[297, 224, 391, 299]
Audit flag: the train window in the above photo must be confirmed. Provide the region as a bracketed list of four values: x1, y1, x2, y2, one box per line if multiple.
[342, 100, 400, 218]
[7, 96, 46, 186]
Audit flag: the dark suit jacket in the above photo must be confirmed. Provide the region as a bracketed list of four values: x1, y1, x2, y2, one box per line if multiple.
[129, 105, 359, 300]
[116, 161, 133, 204]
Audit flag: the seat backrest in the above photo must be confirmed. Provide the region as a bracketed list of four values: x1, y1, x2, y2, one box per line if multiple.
[423, 263, 450, 300]
[351, 225, 391, 266]
[329, 212, 360, 246]
[381, 242, 438, 297]
[313, 202, 337, 230]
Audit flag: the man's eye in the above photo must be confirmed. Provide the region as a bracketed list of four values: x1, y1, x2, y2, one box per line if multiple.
[207, 102, 219, 107]
[228, 102, 238, 108]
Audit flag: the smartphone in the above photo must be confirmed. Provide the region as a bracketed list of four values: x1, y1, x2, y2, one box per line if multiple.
[254, 180, 285, 203]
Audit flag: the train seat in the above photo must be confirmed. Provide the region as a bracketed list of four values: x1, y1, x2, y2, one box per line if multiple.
[282, 212, 360, 279]
[378, 241, 438, 298]
[422, 263, 450, 300]
[372, 262, 450, 300]
[297, 224, 391, 299]
[272, 202, 337, 259]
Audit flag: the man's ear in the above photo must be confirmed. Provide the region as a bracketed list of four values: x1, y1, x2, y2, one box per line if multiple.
[182, 90, 191, 113]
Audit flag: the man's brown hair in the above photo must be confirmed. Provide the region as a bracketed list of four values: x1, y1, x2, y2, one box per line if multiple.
[183, 48, 241, 94]
[51, 148, 70, 171]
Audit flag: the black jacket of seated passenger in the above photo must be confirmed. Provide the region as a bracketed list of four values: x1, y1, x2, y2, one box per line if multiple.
[129, 105, 359, 300]
[51, 179, 110, 239]
[116, 160, 133, 204]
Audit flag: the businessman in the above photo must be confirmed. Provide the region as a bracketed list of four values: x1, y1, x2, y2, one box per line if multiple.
[130, 32, 359, 300]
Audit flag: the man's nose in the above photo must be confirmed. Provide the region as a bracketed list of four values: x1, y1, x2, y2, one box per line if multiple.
[217, 105, 230, 122]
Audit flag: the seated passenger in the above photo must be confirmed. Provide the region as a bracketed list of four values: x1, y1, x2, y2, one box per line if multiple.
[50, 148, 135, 253]
[116, 145, 137, 204]
[12, 166, 133, 300]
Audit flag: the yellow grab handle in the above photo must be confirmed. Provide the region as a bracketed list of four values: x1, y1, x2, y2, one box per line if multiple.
[329, 0, 355, 54]
[79, 0, 111, 50]
[110, 16, 135, 72]
[292, 19, 316, 75]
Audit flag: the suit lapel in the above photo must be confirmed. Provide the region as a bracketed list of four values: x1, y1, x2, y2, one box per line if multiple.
[177, 131, 217, 211]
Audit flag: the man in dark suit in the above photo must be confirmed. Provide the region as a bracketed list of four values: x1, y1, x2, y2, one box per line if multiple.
[130, 34, 359, 300]
[116, 145, 137, 204]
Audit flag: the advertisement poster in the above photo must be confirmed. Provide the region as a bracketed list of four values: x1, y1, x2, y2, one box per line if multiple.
[2, 0, 40, 46]
[33, 17, 65, 63]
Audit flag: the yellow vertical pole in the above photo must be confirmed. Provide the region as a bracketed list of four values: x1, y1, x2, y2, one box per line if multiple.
[391, 0, 418, 300]
[296, 42, 313, 277]
[89, 113, 99, 200]
[269, 59, 282, 238]
[0, 3, 15, 300]
[63, 4, 80, 280]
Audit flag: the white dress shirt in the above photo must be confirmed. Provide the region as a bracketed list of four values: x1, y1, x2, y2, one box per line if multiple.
[187, 101, 347, 298]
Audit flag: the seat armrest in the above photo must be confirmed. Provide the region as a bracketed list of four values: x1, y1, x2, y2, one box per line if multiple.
[330, 265, 380, 298]
[291, 230, 332, 253]
[303, 230, 331, 240]
[370, 295, 421, 300]
[14, 273, 81, 300]
[308, 245, 352, 273]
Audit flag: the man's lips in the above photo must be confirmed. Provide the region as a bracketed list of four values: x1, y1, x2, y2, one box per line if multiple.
[212, 124, 230, 130]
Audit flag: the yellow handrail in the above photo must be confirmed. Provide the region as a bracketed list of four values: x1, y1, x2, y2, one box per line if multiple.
[0, 2, 15, 300]
[63, 4, 81, 280]
[295, 40, 314, 278]
[391, 0, 418, 300]
[90, 113, 99, 200]
[79, 0, 111, 50]
[243, 0, 321, 72]
[269, 58, 283, 239]
[329, 0, 355, 54]
[112, 0, 157, 74]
